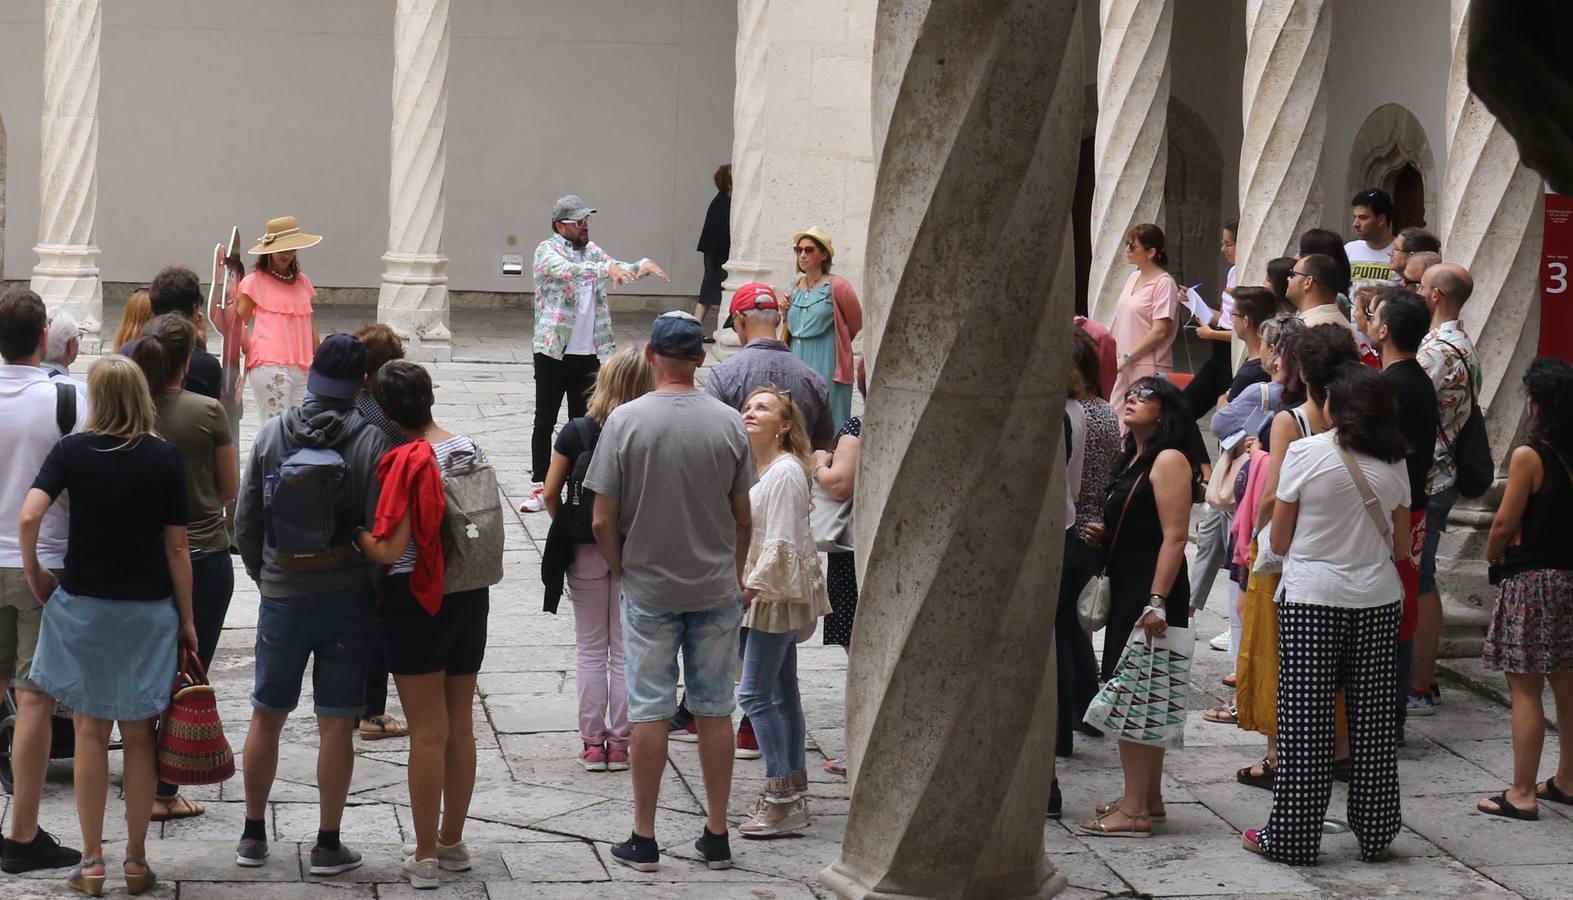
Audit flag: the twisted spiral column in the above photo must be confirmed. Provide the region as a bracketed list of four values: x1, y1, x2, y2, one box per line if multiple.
[31, 0, 103, 348]
[378, 0, 452, 360]
[1087, 0, 1171, 326]
[1233, 0, 1329, 292]
[819, 1, 1082, 897]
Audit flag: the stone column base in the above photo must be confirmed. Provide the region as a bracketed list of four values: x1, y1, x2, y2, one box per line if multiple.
[378, 251, 452, 362]
[31, 242, 104, 353]
[1435, 502, 1495, 659]
[819, 861, 1067, 900]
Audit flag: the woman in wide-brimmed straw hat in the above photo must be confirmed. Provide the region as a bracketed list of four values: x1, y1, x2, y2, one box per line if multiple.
[783, 226, 862, 429]
[236, 215, 323, 421]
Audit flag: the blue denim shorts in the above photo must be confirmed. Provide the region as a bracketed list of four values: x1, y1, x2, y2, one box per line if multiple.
[1419, 486, 1459, 595]
[621, 594, 741, 723]
[252, 589, 374, 717]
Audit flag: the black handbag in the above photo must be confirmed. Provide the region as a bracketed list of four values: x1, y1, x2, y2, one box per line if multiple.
[1435, 338, 1492, 499]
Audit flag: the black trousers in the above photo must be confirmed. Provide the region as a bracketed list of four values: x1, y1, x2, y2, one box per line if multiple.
[1182, 343, 1234, 421]
[158, 551, 234, 799]
[532, 352, 600, 482]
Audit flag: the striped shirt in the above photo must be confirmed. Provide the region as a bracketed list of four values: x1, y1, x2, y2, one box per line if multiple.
[389, 434, 487, 574]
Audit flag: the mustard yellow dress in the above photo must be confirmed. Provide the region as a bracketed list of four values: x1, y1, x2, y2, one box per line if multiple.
[1234, 540, 1281, 737]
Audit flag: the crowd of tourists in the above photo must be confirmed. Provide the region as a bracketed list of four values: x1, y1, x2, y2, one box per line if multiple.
[1056, 189, 1573, 867]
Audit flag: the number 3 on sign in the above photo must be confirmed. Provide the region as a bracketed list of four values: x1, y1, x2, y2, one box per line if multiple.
[1550, 261, 1569, 294]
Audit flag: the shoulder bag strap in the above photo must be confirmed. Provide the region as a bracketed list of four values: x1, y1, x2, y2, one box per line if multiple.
[1259, 382, 1270, 411]
[1334, 443, 1393, 556]
[1432, 336, 1480, 447]
[1100, 466, 1147, 573]
[54, 382, 76, 437]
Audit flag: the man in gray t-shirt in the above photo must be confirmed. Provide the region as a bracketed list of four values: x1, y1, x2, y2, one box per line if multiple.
[584, 310, 753, 872]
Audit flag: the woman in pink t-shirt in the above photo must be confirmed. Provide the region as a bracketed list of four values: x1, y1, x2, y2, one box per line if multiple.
[237, 216, 322, 421]
[1109, 223, 1180, 408]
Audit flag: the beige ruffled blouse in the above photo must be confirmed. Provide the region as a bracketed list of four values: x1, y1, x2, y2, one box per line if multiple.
[742, 454, 831, 636]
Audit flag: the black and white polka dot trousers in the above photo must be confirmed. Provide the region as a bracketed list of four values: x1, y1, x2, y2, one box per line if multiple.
[1260, 600, 1401, 866]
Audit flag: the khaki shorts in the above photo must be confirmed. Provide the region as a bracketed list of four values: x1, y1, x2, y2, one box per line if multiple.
[0, 567, 48, 691]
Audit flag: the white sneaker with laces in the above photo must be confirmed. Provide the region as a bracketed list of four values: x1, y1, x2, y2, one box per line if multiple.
[401, 840, 472, 872]
[520, 483, 547, 513]
[1208, 630, 1230, 652]
[402, 856, 440, 890]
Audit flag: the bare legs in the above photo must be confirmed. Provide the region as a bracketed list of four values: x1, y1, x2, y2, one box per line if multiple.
[5, 688, 55, 843]
[1482, 672, 1573, 814]
[243, 709, 356, 832]
[1413, 590, 1442, 698]
[1082, 741, 1164, 831]
[628, 714, 734, 839]
[394, 672, 479, 858]
[71, 716, 156, 877]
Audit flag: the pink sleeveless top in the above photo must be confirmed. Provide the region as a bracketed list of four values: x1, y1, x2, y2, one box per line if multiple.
[239, 271, 316, 370]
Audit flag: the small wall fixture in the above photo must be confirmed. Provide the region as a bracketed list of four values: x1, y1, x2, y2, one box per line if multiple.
[500, 254, 525, 277]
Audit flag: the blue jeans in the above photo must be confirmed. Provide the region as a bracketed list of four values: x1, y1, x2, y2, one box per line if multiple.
[252, 589, 374, 717]
[621, 595, 741, 723]
[738, 628, 806, 781]
[1419, 486, 1459, 595]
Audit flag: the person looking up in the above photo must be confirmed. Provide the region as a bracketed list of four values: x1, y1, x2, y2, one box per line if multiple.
[708, 282, 835, 449]
[1287, 254, 1350, 330]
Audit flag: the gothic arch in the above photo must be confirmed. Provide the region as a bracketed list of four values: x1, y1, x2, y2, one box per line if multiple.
[1347, 103, 1437, 228]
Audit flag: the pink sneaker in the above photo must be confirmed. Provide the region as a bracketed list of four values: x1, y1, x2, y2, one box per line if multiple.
[606, 747, 630, 771]
[580, 743, 609, 772]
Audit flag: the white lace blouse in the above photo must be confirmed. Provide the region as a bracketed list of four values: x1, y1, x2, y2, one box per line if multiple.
[742, 453, 831, 634]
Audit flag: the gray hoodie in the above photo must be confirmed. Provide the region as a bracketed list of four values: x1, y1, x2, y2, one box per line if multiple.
[236, 395, 393, 598]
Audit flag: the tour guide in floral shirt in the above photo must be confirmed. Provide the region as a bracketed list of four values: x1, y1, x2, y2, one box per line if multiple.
[522, 195, 668, 513]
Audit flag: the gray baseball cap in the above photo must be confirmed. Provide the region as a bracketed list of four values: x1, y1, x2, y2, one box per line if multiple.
[551, 195, 597, 222]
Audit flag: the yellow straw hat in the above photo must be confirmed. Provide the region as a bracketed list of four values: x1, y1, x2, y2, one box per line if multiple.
[249, 216, 323, 255]
[792, 226, 835, 259]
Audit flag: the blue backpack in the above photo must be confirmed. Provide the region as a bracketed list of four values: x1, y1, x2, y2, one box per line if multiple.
[263, 424, 364, 572]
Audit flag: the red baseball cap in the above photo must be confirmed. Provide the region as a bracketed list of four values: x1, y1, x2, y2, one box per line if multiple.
[728, 282, 779, 318]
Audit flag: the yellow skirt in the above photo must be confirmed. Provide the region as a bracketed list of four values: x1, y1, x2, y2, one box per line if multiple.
[1235, 540, 1280, 737]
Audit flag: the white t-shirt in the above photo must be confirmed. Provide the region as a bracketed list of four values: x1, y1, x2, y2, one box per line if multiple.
[565, 247, 599, 356]
[1217, 265, 1238, 329]
[1275, 431, 1408, 609]
[0, 365, 86, 568]
[1344, 238, 1396, 286]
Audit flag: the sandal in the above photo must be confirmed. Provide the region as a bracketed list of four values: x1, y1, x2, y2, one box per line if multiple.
[151, 793, 206, 821]
[1222, 673, 1237, 688]
[67, 857, 106, 897]
[1202, 704, 1238, 725]
[1095, 798, 1165, 822]
[359, 714, 409, 740]
[1537, 776, 1573, 807]
[1236, 758, 1276, 790]
[1078, 806, 1151, 839]
[823, 757, 847, 776]
[1477, 792, 1539, 821]
[124, 856, 158, 896]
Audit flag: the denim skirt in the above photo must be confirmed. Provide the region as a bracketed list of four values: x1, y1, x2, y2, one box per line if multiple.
[29, 588, 178, 721]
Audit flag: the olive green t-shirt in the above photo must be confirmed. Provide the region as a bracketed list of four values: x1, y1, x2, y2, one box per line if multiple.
[154, 389, 235, 552]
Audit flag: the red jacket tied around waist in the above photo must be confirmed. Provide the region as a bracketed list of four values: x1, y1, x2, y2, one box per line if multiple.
[375, 441, 446, 614]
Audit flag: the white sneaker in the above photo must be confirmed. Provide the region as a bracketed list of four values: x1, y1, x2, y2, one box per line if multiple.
[519, 483, 547, 513]
[402, 856, 440, 890]
[1208, 630, 1231, 652]
[401, 840, 472, 872]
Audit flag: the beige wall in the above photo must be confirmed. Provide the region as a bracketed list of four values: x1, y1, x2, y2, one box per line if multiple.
[0, 0, 735, 296]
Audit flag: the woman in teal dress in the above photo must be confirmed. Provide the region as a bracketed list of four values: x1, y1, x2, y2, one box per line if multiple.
[784, 227, 863, 428]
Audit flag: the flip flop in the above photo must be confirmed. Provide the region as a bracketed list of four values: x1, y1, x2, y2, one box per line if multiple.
[150, 794, 206, 822]
[359, 714, 409, 740]
[1537, 776, 1573, 807]
[1477, 792, 1539, 821]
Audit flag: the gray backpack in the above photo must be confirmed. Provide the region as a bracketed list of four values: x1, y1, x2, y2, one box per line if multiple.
[440, 443, 505, 592]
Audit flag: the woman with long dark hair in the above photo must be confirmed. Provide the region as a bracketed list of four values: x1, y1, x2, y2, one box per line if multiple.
[1077, 376, 1195, 838]
[1266, 257, 1297, 315]
[1245, 362, 1410, 865]
[1108, 224, 1180, 407]
[1477, 356, 1573, 821]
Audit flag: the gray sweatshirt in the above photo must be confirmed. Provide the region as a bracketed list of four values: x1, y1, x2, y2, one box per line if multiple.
[236, 395, 392, 598]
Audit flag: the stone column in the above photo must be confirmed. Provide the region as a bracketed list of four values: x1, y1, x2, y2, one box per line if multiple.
[819, 1, 1082, 897]
[1087, 0, 1171, 325]
[1432, 0, 1545, 649]
[377, 0, 452, 361]
[1233, 0, 1330, 291]
[31, 0, 103, 350]
[718, 0, 876, 345]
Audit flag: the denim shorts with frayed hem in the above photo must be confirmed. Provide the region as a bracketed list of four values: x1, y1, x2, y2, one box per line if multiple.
[252, 589, 374, 717]
[621, 594, 741, 723]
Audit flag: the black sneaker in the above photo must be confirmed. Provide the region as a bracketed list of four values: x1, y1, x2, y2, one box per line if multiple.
[694, 826, 732, 870]
[1, 828, 83, 874]
[610, 832, 660, 872]
[1046, 780, 1063, 820]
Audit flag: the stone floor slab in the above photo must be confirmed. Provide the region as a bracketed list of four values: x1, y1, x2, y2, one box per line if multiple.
[1477, 863, 1573, 900]
[499, 840, 610, 882]
[1400, 792, 1573, 866]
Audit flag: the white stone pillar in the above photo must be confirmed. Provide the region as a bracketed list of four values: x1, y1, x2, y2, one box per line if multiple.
[1432, 0, 1546, 648]
[1233, 0, 1330, 292]
[1087, 0, 1171, 326]
[819, 0, 1082, 897]
[718, 0, 876, 346]
[377, 0, 452, 361]
[31, 0, 102, 351]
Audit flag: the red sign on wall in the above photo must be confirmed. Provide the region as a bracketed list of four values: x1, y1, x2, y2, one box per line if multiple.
[1540, 193, 1573, 363]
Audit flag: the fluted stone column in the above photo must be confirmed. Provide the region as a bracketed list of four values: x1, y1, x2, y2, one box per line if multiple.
[1432, 0, 1545, 647]
[819, 1, 1082, 897]
[718, 0, 876, 346]
[1087, 0, 1171, 325]
[31, 0, 103, 351]
[1233, 0, 1330, 292]
[377, 0, 452, 361]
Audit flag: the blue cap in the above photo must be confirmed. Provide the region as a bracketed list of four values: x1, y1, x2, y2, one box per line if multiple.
[307, 333, 368, 400]
[649, 310, 706, 360]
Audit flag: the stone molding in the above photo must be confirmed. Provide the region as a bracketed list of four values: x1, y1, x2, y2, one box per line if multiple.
[31, 0, 103, 348]
[1346, 102, 1438, 228]
[1088, 0, 1172, 326]
[820, 0, 1081, 897]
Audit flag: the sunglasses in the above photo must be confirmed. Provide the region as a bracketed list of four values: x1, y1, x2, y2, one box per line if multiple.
[794, 245, 819, 255]
[557, 218, 589, 227]
[1124, 386, 1157, 403]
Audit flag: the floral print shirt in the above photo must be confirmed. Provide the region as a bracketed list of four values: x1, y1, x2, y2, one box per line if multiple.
[1417, 320, 1481, 496]
[532, 234, 649, 361]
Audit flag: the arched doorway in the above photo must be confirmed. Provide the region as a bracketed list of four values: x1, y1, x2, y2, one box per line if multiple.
[1347, 103, 1436, 230]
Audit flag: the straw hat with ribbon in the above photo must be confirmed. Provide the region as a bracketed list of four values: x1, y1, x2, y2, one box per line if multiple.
[250, 216, 323, 255]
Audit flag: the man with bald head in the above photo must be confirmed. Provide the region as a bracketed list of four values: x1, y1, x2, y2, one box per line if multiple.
[1401, 251, 1442, 293]
[1408, 261, 1479, 718]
